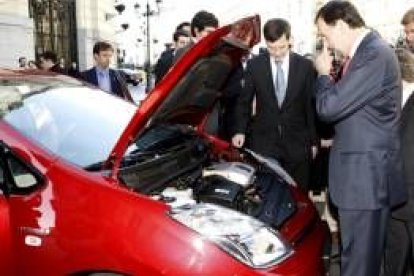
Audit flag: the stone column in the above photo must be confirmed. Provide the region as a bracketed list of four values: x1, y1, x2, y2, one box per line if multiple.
[0, 0, 34, 67]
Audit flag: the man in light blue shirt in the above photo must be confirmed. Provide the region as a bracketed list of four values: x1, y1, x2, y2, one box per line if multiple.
[96, 66, 112, 93]
[81, 41, 133, 102]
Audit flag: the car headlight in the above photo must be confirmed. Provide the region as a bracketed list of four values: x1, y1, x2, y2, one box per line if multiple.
[169, 203, 293, 268]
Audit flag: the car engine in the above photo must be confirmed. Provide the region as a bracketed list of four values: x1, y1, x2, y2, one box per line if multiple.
[119, 124, 297, 229]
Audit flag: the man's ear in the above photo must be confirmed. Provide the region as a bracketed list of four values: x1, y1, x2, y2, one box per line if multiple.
[336, 19, 348, 32]
[288, 36, 294, 48]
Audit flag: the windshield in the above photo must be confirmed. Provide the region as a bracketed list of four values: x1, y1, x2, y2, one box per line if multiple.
[1, 80, 136, 167]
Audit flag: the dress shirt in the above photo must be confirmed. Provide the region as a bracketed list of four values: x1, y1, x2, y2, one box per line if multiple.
[348, 29, 371, 59]
[95, 66, 112, 93]
[403, 80, 414, 107]
[270, 53, 289, 92]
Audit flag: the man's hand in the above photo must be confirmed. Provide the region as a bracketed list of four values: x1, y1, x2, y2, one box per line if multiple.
[232, 133, 245, 148]
[314, 38, 333, 76]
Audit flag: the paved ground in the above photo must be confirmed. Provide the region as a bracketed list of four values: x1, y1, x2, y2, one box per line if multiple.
[327, 232, 340, 275]
[313, 200, 340, 275]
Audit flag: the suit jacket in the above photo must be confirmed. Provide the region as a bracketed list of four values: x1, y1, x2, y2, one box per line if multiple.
[81, 67, 133, 102]
[316, 31, 406, 210]
[234, 52, 318, 162]
[172, 41, 195, 64]
[392, 90, 414, 219]
[154, 48, 174, 84]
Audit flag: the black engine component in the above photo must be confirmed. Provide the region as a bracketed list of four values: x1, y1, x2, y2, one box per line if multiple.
[119, 124, 207, 194]
[196, 170, 297, 229]
[249, 171, 297, 228]
[196, 175, 245, 210]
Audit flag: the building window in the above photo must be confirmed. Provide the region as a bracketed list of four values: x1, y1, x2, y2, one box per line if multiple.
[29, 0, 78, 67]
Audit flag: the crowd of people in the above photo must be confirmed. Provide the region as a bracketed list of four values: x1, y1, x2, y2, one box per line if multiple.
[13, 1, 414, 275]
[154, 3, 414, 275]
[17, 42, 134, 102]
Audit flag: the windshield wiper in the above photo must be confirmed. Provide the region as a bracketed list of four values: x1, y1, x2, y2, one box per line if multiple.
[122, 150, 164, 165]
[84, 160, 106, 171]
[84, 151, 162, 171]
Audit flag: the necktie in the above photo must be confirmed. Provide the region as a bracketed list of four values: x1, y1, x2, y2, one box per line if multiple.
[275, 61, 286, 107]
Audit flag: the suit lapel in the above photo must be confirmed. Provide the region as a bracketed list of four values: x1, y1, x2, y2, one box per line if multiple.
[281, 52, 298, 110]
[346, 31, 376, 74]
[261, 53, 280, 109]
[91, 67, 98, 86]
[109, 69, 120, 96]
[109, 69, 116, 90]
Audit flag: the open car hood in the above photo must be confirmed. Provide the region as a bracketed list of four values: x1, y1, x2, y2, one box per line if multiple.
[105, 15, 261, 177]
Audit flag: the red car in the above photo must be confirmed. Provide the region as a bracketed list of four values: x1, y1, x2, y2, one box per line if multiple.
[0, 15, 328, 275]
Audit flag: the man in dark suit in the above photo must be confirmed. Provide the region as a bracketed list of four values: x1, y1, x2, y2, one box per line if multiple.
[314, 1, 406, 275]
[232, 18, 318, 191]
[81, 41, 133, 102]
[153, 29, 190, 84]
[383, 49, 414, 276]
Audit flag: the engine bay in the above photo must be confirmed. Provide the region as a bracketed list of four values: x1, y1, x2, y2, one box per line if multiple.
[119, 124, 297, 229]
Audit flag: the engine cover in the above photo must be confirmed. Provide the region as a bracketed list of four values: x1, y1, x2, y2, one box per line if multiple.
[202, 162, 255, 187]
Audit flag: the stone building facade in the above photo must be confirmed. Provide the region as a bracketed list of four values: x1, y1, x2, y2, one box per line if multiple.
[0, 0, 118, 70]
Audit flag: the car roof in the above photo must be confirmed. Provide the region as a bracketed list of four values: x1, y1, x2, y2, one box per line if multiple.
[0, 68, 84, 85]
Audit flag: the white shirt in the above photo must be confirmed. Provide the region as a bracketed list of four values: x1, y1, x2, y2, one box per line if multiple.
[270, 53, 289, 89]
[402, 80, 414, 107]
[348, 29, 371, 58]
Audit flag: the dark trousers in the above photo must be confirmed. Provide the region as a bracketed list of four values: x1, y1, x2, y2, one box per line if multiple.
[383, 218, 414, 275]
[310, 147, 330, 193]
[339, 208, 389, 276]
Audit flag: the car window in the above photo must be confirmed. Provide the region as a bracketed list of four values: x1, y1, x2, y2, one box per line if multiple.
[1, 83, 136, 167]
[8, 157, 37, 189]
[0, 141, 42, 193]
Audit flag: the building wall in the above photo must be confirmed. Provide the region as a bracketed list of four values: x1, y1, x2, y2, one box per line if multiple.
[0, 0, 34, 68]
[76, 0, 117, 70]
[316, 0, 413, 45]
[0, 0, 117, 70]
[153, 0, 318, 56]
[352, 0, 413, 45]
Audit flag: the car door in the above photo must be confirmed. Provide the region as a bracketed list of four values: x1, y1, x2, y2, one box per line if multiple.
[0, 155, 14, 275]
[0, 141, 56, 275]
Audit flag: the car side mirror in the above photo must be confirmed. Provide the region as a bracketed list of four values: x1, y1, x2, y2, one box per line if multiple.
[0, 141, 42, 194]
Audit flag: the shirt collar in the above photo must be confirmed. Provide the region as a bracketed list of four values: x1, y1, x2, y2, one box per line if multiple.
[95, 66, 110, 75]
[348, 29, 370, 58]
[270, 53, 290, 73]
[273, 52, 289, 66]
